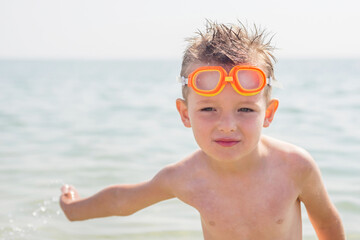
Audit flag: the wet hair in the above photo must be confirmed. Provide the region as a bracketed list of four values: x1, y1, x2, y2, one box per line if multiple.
[180, 20, 277, 102]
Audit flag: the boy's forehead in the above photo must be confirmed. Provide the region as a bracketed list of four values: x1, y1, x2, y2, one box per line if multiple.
[187, 84, 267, 107]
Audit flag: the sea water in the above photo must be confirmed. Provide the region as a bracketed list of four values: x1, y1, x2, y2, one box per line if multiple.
[0, 59, 359, 240]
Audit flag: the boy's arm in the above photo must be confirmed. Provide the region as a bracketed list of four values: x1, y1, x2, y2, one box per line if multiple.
[298, 151, 345, 240]
[60, 167, 175, 221]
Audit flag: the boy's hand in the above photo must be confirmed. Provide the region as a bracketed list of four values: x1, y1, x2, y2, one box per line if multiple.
[60, 184, 80, 219]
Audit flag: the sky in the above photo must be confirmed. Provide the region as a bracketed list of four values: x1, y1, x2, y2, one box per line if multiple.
[0, 0, 359, 60]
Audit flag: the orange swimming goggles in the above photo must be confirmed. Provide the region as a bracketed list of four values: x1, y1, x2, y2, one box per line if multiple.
[178, 65, 271, 96]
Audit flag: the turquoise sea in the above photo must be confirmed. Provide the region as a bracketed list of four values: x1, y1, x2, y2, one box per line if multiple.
[0, 59, 359, 239]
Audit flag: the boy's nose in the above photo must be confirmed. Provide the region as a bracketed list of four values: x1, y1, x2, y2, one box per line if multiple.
[218, 113, 237, 133]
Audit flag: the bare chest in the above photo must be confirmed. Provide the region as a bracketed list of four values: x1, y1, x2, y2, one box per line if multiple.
[180, 174, 302, 239]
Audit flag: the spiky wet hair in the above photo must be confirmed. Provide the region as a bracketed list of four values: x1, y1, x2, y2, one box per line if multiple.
[180, 20, 277, 101]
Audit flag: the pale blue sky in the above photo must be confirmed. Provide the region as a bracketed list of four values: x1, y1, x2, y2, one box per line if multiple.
[1, 0, 359, 59]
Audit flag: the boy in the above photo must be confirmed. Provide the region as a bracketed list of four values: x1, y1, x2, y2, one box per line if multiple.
[60, 21, 345, 239]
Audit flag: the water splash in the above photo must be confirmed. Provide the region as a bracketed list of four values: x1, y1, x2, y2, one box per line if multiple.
[0, 180, 64, 240]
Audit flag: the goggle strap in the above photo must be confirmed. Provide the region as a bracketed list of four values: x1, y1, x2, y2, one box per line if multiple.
[267, 76, 272, 86]
[177, 76, 188, 85]
[269, 77, 284, 89]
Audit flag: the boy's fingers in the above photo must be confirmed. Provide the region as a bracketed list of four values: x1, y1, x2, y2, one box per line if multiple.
[61, 184, 70, 194]
[60, 184, 76, 199]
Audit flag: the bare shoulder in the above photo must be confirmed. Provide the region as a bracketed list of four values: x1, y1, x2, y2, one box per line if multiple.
[261, 135, 319, 183]
[152, 150, 205, 196]
[155, 151, 203, 177]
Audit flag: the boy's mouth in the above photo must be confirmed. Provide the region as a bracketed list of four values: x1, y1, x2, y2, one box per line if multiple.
[214, 138, 240, 147]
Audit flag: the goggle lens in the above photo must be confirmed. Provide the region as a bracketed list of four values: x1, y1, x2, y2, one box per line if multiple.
[193, 70, 221, 92]
[235, 69, 264, 91]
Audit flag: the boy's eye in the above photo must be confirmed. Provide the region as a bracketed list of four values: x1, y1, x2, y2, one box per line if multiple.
[238, 108, 254, 112]
[201, 107, 215, 112]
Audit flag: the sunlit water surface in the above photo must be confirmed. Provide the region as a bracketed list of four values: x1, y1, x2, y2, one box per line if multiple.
[0, 59, 359, 239]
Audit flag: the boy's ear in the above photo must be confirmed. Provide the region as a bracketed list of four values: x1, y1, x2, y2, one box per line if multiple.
[263, 99, 279, 128]
[176, 98, 191, 128]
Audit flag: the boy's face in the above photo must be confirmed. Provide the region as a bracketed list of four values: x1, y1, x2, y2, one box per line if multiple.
[176, 63, 278, 164]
